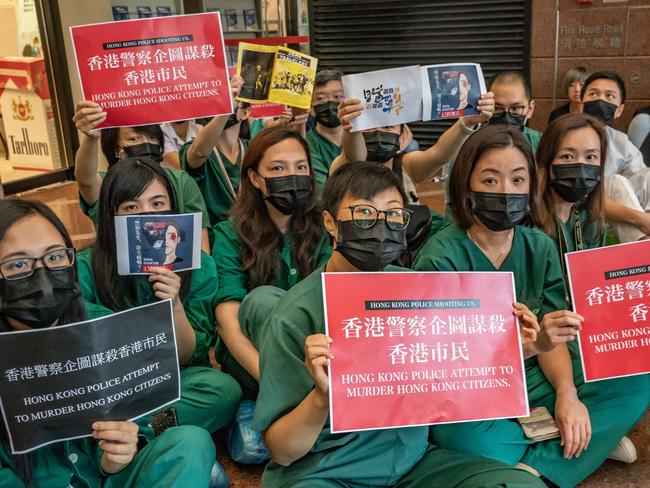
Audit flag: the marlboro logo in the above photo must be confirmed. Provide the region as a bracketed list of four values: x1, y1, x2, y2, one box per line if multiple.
[11, 97, 34, 121]
[9, 128, 49, 157]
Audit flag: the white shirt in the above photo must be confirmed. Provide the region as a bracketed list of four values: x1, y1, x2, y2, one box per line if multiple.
[161, 120, 203, 155]
[604, 125, 646, 179]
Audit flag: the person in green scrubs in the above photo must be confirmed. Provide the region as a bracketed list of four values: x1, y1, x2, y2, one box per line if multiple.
[75, 157, 241, 444]
[0, 199, 216, 488]
[413, 125, 649, 488]
[251, 161, 546, 488]
[487, 72, 542, 153]
[72, 101, 211, 252]
[214, 127, 331, 399]
[180, 75, 252, 234]
[305, 69, 345, 188]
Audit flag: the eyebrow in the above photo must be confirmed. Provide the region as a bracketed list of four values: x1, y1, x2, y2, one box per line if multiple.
[1, 245, 66, 261]
[148, 194, 169, 200]
[268, 159, 308, 164]
[558, 147, 600, 153]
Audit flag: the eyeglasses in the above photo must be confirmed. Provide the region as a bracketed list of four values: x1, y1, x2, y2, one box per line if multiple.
[493, 104, 529, 117]
[0, 248, 76, 281]
[346, 205, 411, 231]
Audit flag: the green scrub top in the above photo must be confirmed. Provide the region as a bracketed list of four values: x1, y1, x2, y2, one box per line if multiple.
[555, 207, 605, 254]
[179, 140, 248, 227]
[253, 264, 432, 488]
[79, 168, 210, 230]
[523, 126, 542, 154]
[75, 248, 218, 367]
[249, 119, 265, 140]
[306, 127, 341, 188]
[212, 218, 332, 305]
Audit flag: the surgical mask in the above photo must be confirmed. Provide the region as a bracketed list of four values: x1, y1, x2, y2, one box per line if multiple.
[550, 163, 601, 203]
[583, 99, 618, 126]
[0, 267, 80, 329]
[363, 131, 400, 163]
[490, 112, 526, 132]
[471, 192, 530, 232]
[264, 175, 313, 215]
[313, 101, 341, 128]
[120, 143, 163, 163]
[224, 113, 240, 131]
[335, 220, 407, 271]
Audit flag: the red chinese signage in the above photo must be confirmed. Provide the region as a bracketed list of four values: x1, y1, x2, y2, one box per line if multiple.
[566, 240, 650, 381]
[323, 271, 528, 432]
[70, 13, 232, 128]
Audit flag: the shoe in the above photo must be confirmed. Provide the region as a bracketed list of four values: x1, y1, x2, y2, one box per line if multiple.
[607, 436, 637, 463]
[208, 460, 230, 488]
[227, 400, 270, 464]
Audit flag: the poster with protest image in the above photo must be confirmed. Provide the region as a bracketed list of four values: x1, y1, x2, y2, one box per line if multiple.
[0, 300, 179, 454]
[115, 212, 202, 275]
[421, 63, 486, 121]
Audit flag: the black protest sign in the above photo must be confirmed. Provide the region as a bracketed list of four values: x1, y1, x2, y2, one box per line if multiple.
[0, 299, 180, 454]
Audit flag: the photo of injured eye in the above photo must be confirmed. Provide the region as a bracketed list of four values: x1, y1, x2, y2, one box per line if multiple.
[115, 212, 202, 275]
[421, 62, 486, 121]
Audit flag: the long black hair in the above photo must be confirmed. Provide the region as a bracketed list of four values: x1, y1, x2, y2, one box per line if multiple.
[0, 199, 86, 484]
[100, 125, 164, 166]
[91, 157, 192, 310]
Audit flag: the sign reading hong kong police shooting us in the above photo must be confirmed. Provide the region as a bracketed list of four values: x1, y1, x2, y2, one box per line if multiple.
[566, 240, 650, 382]
[0, 300, 180, 454]
[323, 272, 529, 433]
[70, 13, 232, 128]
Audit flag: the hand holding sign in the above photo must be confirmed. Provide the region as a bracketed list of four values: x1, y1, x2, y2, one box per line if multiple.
[537, 310, 584, 353]
[461, 92, 495, 127]
[93, 420, 139, 474]
[73, 101, 107, 138]
[337, 98, 364, 131]
[148, 267, 182, 305]
[304, 334, 333, 401]
[513, 302, 539, 346]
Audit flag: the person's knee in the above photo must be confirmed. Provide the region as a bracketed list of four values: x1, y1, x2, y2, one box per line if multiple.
[155, 425, 216, 462]
[458, 468, 546, 488]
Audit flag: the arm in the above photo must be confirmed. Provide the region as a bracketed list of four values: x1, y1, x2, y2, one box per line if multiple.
[262, 334, 331, 466]
[184, 75, 243, 169]
[605, 196, 650, 236]
[215, 301, 260, 380]
[72, 101, 107, 206]
[93, 421, 139, 475]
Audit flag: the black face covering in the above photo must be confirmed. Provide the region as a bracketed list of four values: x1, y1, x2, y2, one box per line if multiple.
[583, 99, 618, 126]
[0, 267, 80, 329]
[550, 163, 601, 203]
[363, 131, 400, 163]
[264, 175, 313, 215]
[490, 112, 527, 132]
[471, 192, 530, 232]
[224, 113, 240, 132]
[335, 220, 407, 271]
[121, 143, 163, 163]
[313, 101, 341, 128]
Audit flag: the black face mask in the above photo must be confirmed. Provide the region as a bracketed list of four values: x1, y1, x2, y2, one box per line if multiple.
[0, 267, 80, 329]
[335, 220, 407, 271]
[264, 175, 313, 215]
[224, 113, 240, 132]
[120, 143, 163, 163]
[363, 131, 400, 163]
[550, 163, 601, 203]
[313, 101, 341, 128]
[472, 192, 530, 232]
[583, 99, 618, 126]
[490, 112, 527, 132]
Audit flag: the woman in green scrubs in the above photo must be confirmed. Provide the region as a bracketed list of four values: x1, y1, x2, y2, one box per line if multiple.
[251, 161, 546, 488]
[75, 157, 241, 442]
[0, 199, 215, 488]
[413, 124, 649, 488]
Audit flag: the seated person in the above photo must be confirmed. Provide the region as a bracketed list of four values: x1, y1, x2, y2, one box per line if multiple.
[581, 71, 650, 242]
[488, 71, 541, 152]
[250, 161, 547, 488]
[0, 199, 216, 488]
[413, 124, 649, 487]
[160, 119, 203, 169]
[181, 76, 252, 233]
[75, 157, 242, 447]
[72, 103, 211, 252]
[628, 106, 650, 166]
[548, 67, 589, 124]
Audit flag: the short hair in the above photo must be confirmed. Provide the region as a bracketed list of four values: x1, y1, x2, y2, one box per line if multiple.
[322, 162, 408, 217]
[487, 71, 533, 100]
[581, 70, 626, 103]
[562, 66, 589, 92]
[448, 124, 542, 229]
[315, 69, 343, 89]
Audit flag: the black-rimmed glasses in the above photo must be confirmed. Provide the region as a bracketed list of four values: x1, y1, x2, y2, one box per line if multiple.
[0, 248, 76, 281]
[346, 205, 411, 231]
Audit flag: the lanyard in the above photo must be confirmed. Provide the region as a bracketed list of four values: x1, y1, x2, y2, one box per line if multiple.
[213, 139, 245, 200]
[556, 207, 584, 300]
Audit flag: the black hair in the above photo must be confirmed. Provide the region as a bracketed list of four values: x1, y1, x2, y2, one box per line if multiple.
[315, 69, 343, 88]
[488, 71, 533, 100]
[100, 124, 164, 166]
[91, 157, 191, 310]
[322, 162, 408, 217]
[0, 199, 86, 485]
[581, 70, 626, 103]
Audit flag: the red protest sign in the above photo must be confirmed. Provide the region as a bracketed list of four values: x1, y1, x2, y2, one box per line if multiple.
[323, 272, 528, 433]
[70, 13, 232, 128]
[250, 102, 286, 119]
[566, 240, 650, 381]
